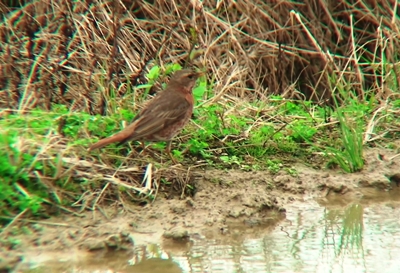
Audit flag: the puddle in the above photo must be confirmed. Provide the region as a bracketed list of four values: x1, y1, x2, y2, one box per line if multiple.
[16, 190, 400, 273]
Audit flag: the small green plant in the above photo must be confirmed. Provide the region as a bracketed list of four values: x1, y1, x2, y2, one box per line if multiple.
[136, 63, 183, 96]
[220, 155, 241, 166]
[321, 76, 365, 173]
[0, 236, 22, 249]
[289, 120, 317, 143]
[325, 106, 364, 172]
[266, 159, 282, 174]
[285, 168, 298, 176]
[0, 132, 45, 218]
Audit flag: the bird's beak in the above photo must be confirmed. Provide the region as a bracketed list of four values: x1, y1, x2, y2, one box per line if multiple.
[195, 71, 205, 78]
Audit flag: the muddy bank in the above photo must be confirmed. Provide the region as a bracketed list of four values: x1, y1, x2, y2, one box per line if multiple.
[1, 148, 399, 271]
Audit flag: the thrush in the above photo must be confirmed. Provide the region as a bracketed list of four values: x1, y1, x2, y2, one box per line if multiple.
[87, 69, 202, 163]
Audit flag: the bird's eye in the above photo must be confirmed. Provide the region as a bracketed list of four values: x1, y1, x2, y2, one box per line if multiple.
[187, 74, 194, 79]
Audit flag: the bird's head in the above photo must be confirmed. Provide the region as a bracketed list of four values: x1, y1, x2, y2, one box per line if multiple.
[167, 69, 203, 93]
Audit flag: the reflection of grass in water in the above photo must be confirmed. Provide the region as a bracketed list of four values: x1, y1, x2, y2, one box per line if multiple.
[321, 204, 366, 271]
[337, 204, 364, 255]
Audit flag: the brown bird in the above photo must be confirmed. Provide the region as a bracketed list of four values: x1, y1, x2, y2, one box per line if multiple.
[87, 69, 202, 163]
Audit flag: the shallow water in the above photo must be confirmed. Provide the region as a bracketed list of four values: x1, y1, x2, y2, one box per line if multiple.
[19, 190, 400, 273]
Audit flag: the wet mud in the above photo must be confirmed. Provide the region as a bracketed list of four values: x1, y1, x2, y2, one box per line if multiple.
[1, 148, 399, 272]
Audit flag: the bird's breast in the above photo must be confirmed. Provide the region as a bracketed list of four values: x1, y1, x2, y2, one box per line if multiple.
[185, 93, 194, 108]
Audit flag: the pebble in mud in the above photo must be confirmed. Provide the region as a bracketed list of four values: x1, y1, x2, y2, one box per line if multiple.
[163, 227, 189, 240]
[387, 173, 400, 187]
[81, 233, 133, 251]
[171, 204, 186, 214]
[244, 218, 261, 226]
[228, 206, 243, 218]
[358, 175, 391, 190]
[81, 238, 106, 251]
[106, 234, 122, 248]
[0, 255, 22, 273]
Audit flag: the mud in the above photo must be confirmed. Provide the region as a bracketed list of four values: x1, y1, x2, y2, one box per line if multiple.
[1, 147, 399, 271]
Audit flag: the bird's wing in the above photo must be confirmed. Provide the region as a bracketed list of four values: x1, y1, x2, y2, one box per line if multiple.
[119, 92, 191, 144]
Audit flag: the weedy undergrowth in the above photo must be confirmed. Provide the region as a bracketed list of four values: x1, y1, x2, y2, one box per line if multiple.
[320, 76, 366, 173]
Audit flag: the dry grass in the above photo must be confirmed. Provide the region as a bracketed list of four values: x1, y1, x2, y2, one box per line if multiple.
[0, 0, 399, 113]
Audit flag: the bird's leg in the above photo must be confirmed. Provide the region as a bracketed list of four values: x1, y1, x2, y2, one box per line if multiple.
[166, 140, 178, 164]
[138, 141, 157, 159]
[140, 141, 146, 152]
[129, 141, 146, 159]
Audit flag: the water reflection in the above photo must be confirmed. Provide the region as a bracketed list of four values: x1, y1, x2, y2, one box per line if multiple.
[20, 190, 400, 273]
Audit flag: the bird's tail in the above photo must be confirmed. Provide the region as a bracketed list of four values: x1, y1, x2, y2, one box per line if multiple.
[87, 124, 137, 151]
[87, 135, 124, 151]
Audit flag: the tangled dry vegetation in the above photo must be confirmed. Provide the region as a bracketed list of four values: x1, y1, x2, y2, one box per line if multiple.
[0, 0, 399, 221]
[1, 0, 399, 111]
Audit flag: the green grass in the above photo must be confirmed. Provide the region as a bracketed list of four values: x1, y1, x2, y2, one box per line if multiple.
[321, 76, 366, 172]
[325, 104, 364, 173]
[0, 132, 49, 218]
[1, 65, 400, 225]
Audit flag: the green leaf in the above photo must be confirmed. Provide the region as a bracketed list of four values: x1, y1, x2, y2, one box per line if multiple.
[147, 66, 160, 80]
